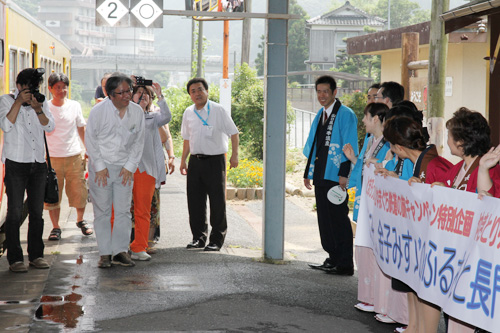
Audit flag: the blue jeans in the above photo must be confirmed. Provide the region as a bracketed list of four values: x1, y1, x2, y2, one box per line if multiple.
[4, 159, 47, 264]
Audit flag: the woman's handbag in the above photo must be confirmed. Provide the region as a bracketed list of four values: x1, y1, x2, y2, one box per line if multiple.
[44, 133, 59, 204]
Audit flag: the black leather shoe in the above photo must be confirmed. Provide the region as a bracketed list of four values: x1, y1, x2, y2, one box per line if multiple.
[204, 243, 221, 251]
[308, 259, 335, 271]
[186, 240, 205, 249]
[325, 266, 354, 276]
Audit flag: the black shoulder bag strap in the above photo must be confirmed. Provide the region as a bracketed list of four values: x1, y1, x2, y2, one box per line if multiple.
[44, 133, 52, 170]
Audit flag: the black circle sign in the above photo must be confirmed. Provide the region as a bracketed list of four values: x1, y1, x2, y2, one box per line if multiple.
[139, 4, 154, 19]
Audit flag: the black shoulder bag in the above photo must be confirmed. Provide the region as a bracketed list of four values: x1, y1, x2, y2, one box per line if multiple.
[44, 133, 59, 204]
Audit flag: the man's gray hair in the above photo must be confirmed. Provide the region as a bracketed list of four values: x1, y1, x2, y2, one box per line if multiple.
[105, 72, 132, 97]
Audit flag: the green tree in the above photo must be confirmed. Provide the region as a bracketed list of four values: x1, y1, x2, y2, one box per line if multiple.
[232, 64, 264, 158]
[373, 0, 430, 28]
[255, 35, 265, 77]
[191, 22, 211, 78]
[334, 49, 381, 83]
[232, 63, 294, 159]
[255, 0, 309, 81]
[153, 71, 171, 87]
[288, 0, 309, 81]
[339, 91, 367, 149]
[328, 0, 430, 29]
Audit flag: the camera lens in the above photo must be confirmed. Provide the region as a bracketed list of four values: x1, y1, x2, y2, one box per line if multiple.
[34, 92, 45, 103]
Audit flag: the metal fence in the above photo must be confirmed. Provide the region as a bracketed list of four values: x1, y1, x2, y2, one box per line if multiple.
[287, 108, 317, 149]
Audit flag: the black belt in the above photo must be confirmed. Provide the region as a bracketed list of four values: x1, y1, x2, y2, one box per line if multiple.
[191, 154, 223, 160]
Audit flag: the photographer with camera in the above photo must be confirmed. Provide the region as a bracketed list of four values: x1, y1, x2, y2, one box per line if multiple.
[126, 76, 171, 260]
[0, 68, 55, 273]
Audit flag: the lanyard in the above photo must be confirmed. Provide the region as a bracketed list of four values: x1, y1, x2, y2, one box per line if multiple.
[193, 102, 210, 126]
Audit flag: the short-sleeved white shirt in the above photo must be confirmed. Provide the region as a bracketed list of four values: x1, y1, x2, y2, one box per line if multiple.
[46, 99, 86, 157]
[181, 100, 238, 155]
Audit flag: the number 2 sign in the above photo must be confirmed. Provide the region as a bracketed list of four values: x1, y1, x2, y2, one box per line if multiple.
[96, 0, 130, 27]
[96, 0, 163, 28]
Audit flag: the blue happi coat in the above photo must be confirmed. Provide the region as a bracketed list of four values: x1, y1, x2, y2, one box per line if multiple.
[303, 103, 358, 183]
[385, 156, 414, 181]
[349, 134, 391, 221]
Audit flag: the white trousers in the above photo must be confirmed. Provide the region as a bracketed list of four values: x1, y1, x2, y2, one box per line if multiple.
[88, 163, 133, 256]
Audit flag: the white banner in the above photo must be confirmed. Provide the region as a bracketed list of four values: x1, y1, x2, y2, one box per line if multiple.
[356, 165, 500, 332]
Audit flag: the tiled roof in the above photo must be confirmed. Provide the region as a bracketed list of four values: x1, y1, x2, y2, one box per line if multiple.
[309, 16, 385, 26]
[307, 1, 386, 27]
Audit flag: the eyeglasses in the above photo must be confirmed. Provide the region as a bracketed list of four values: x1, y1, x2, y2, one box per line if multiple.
[114, 89, 133, 96]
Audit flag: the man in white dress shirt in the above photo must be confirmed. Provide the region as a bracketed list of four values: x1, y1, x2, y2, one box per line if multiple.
[180, 77, 239, 252]
[85, 72, 145, 268]
[0, 68, 55, 273]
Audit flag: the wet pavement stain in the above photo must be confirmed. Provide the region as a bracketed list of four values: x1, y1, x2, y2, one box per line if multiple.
[35, 291, 84, 329]
[99, 275, 203, 292]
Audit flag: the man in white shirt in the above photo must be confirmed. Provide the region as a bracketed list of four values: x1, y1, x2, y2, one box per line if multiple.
[85, 72, 145, 268]
[0, 68, 55, 273]
[45, 73, 91, 241]
[180, 78, 239, 252]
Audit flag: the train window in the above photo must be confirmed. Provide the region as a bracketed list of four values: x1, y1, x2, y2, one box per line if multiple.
[19, 51, 27, 70]
[9, 49, 17, 93]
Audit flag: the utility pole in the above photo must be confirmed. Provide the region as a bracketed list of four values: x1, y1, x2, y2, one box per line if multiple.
[427, 0, 449, 154]
[263, 0, 288, 260]
[197, 21, 204, 78]
[388, 0, 391, 30]
[241, 0, 252, 64]
[223, 20, 229, 79]
[191, 19, 196, 78]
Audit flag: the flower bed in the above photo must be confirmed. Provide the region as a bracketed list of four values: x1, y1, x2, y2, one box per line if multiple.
[227, 159, 263, 188]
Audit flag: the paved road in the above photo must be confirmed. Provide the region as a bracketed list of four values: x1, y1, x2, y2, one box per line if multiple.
[0, 167, 446, 332]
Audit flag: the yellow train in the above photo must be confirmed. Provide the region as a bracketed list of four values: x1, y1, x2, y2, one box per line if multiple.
[1, 0, 71, 96]
[0, 0, 72, 252]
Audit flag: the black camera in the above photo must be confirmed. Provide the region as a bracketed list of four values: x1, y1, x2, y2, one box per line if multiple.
[134, 76, 152, 86]
[28, 68, 46, 103]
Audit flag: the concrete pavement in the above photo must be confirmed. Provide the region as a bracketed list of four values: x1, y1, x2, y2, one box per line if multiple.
[0, 169, 446, 332]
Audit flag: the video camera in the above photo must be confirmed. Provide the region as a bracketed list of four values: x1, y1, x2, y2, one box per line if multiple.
[28, 68, 46, 103]
[134, 76, 153, 87]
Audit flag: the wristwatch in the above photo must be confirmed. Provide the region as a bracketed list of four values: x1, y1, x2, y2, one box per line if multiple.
[36, 111, 43, 115]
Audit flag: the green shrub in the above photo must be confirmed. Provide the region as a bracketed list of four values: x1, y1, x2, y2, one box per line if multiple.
[340, 91, 367, 150]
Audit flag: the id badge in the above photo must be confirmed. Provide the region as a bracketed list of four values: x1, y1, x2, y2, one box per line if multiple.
[204, 125, 214, 137]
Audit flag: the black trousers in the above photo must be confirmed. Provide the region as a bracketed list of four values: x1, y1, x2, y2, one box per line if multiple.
[4, 159, 47, 265]
[187, 154, 227, 247]
[314, 184, 353, 268]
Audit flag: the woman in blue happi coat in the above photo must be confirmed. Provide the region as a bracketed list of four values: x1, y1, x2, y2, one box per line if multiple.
[343, 102, 392, 317]
[344, 102, 391, 221]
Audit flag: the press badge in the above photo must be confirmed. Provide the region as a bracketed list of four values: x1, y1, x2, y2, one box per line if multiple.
[204, 125, 214, 137]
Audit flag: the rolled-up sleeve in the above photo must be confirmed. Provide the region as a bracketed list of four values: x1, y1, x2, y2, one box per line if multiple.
[41, 102, 55, 133]
[155, 99, 172, 127]
[0, 95, 15, 133]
